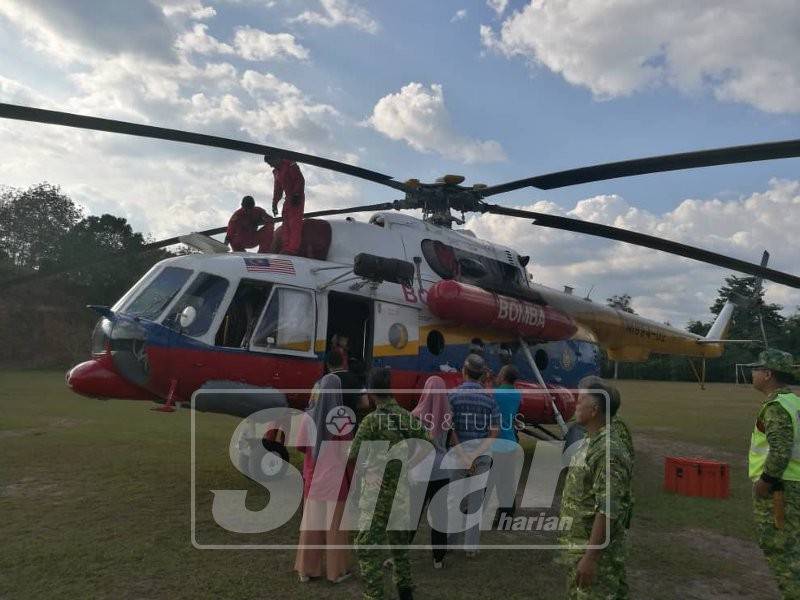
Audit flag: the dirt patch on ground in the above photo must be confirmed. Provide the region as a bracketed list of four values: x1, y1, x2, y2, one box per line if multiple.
[630, 528, 779, 599]
[635, 427, 741, 465]
[0, 430, 32, 440]
[630, 430, 779, 599]
[1, 476, 65, 499]
[48, 417, 87, 429]
[0, 418, 89, 440]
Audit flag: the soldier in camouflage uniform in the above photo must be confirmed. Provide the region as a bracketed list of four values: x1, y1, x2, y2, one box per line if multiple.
[349, 367, 430, 600]
[560, 378, 633, 599]
[745, 349, 800, 599]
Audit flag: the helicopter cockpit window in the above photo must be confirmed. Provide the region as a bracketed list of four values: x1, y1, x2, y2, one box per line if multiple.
[215, 280, 272, 348]
[420, 239, 525, 289]
[162, 272, 229, 337]
[123, 266, 192, 320]
[251, 288, 315, 353]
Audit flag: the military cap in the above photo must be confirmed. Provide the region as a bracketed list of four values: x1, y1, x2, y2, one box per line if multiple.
[744, 348, 798, 375]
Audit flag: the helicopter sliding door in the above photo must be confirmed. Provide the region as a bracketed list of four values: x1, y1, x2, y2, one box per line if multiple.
[372, 300, 420, 402]
[325, 291, 373, 376]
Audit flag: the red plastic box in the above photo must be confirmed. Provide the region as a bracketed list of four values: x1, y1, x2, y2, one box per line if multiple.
[664, 456, 729, 499]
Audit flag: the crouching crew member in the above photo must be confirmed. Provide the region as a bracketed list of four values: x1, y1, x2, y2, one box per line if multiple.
[747, 349, 800, 599]
[225, 195, 273, 252]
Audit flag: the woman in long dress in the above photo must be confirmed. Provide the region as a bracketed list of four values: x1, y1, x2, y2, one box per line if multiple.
[294, 373, 354, 583]
[409, 375, 455, 569]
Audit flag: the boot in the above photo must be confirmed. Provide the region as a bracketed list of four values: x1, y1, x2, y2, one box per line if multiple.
[397, 586, 414, 600]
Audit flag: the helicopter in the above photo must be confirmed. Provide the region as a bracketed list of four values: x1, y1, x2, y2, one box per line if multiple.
[2, 102, 800, 456]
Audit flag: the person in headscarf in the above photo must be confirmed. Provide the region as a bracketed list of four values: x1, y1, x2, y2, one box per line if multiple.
[294, 373, 354, 584]
[409, 375, 455, 569]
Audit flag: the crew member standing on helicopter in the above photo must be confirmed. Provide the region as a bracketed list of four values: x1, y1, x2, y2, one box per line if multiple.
[225, 195, 274, 253]
[265, 154, 305, 255]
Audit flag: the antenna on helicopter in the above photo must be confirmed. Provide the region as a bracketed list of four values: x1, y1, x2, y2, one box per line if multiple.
[754, 250, 770, 348]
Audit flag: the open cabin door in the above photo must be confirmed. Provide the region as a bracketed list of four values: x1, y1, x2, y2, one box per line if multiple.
[325, 292, 374, 376]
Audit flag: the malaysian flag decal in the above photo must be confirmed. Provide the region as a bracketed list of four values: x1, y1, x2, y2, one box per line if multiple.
[243, 257, 296, 275]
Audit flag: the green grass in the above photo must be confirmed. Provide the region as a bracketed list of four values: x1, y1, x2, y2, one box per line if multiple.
[0, 374, 783, 599]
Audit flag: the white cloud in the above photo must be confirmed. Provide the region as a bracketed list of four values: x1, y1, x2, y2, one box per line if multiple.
[241, 70, 303, 99]
[156, 0, 216, 20]
[486, 0, 508, 16]
[366, 82, 506, 164]
[176, 23, 234, 55]
[0, 0, 378, 248]
[0, 76, 48, 106]
[465, 180, 800, 324]
[175, 25, 309, 62]
[481, 0, 800, 113]
[0, 0, 176, 63]
[291, 0, 379, 34]
[233, 27, 310, 61]
[451, 9, 467, 23]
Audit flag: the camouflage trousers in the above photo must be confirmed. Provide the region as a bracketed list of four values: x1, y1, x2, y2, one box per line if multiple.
[753, 482, 800, 600]
[563, 537, 628, 600]
[355, 493, 413, 600]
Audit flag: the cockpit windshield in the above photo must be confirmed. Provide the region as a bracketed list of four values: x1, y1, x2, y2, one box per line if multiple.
[421, 239, 525, 289]
[122, 266, 192, 320]
[163, 272, 230, 337]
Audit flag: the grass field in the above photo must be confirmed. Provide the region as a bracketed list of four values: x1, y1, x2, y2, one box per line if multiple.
[0, 372, 788, 599]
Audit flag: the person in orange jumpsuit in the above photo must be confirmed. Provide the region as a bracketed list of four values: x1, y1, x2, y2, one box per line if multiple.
[225, 195, 274, 252]
[265, 155, 305, 255]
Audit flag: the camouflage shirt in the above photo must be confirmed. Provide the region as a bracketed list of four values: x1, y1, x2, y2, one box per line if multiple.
[560, 424, 634, 547]
[348, 397, 430, 503]
[611, 417, 634, 460]
[757, 388, 797, 480]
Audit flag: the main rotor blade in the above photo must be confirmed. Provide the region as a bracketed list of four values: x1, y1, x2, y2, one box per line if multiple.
[484, 204, 800, 289]
[2, 201, 401, 287]
[481, 139, 800, 196]
[0, 103, 407, 191]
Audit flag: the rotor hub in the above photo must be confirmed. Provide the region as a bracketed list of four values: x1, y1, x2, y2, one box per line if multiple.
[401, 179, 484, 227]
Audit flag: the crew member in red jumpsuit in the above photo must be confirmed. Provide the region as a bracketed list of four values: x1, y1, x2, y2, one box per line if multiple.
[265, 155, 305, 255]
[225, 195, 274, 253]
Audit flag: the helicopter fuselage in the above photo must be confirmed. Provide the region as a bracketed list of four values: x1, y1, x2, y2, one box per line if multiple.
[66, 212, 726, 424]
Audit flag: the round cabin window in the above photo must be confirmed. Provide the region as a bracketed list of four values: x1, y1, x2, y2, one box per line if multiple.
[426, 330, 445, 355]
[389, 323, 409, 349]
[534, 348, 549, 371]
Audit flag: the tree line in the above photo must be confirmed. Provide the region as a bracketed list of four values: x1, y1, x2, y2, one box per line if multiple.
[603, 283, 800, 382]
[0, 183, 174, 368]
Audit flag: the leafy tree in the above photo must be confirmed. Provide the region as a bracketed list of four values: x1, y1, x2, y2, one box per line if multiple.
[43, 213, 170, 306]
[606, 293, 636, 314]
[709, 275, 784, 343]
[682, 275, 787, 382]
[0, 183, 82, 270]
[0, 183, 175, 367]
[687, 320, 709, 336]
[780, 308, 800, 357]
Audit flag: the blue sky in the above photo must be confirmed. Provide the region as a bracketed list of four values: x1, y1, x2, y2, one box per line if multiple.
[1, 0, 799, 324]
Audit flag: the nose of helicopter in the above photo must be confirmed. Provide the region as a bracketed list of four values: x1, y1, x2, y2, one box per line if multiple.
[66, 355, 155, 401]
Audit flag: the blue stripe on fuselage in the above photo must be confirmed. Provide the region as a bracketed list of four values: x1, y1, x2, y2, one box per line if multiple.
[123, 316, 600, 387]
